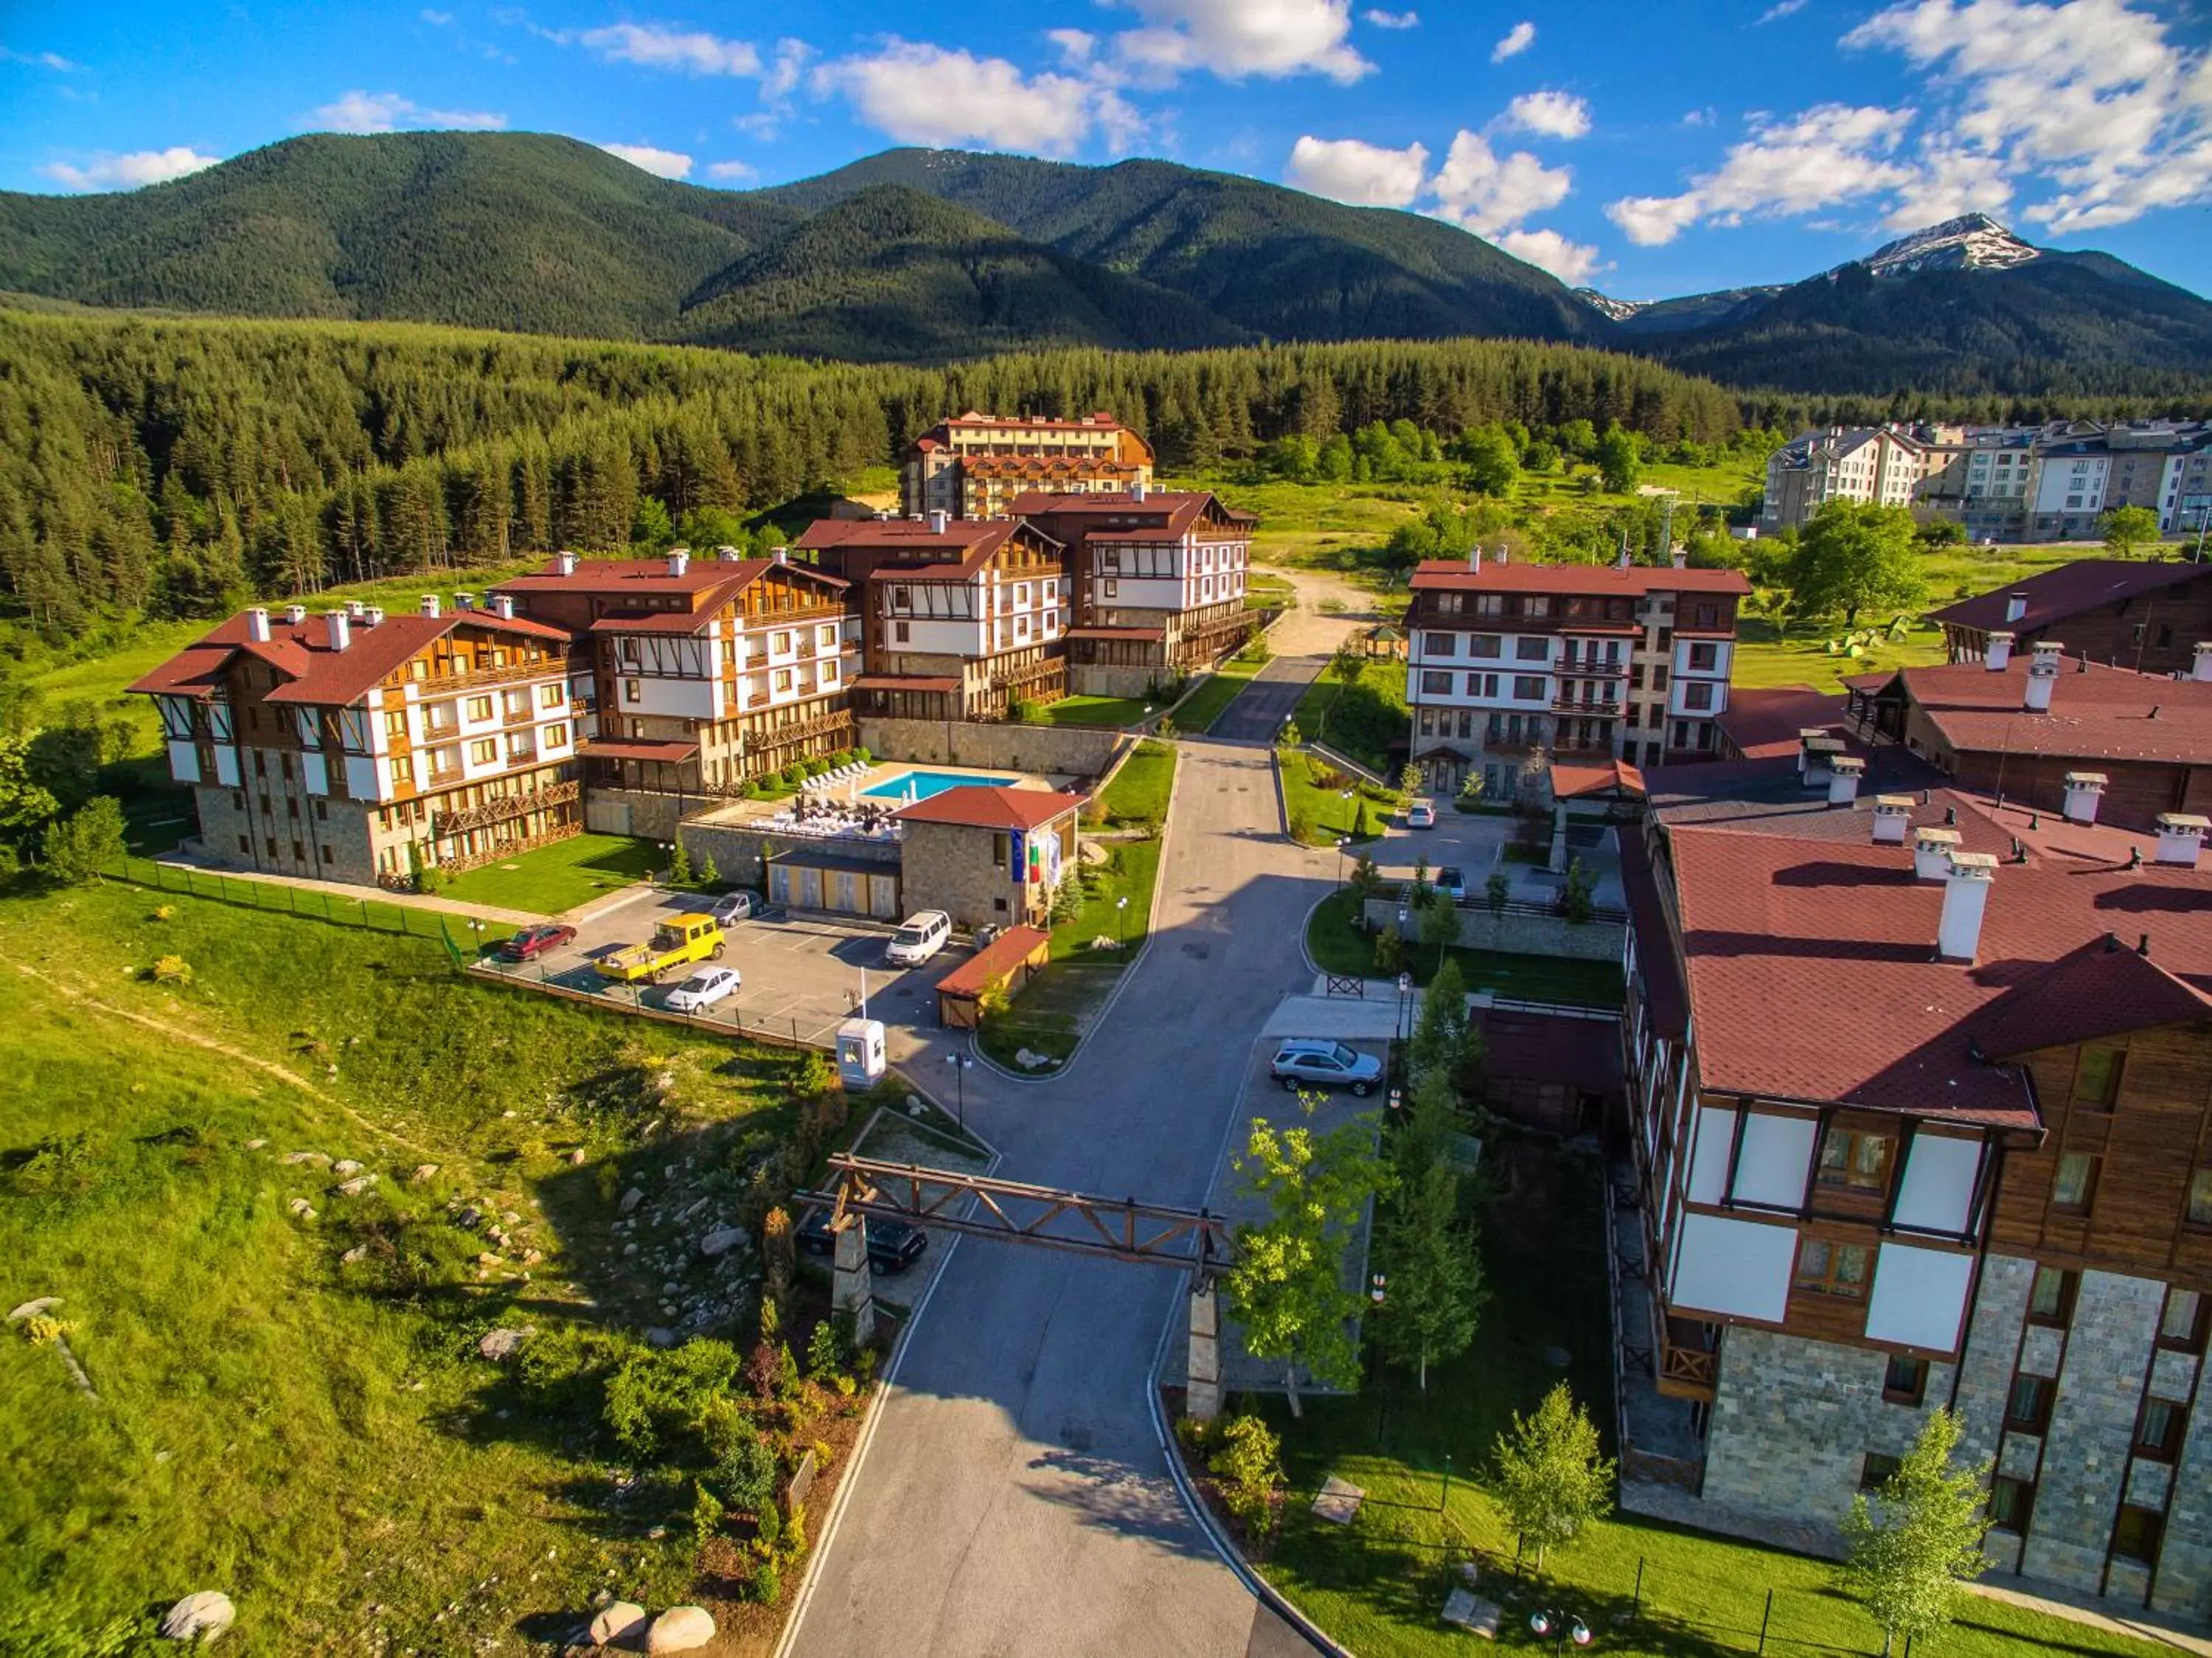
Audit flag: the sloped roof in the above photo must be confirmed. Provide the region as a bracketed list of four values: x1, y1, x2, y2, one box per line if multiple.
[1885, 657, 2212, 763]
[1411, 560, 1750, 596]
[128, 607, 566, 707]
[1718, 685, 1850, 760]
[1927, 559, 2209, 637]
[892, 785, 1083, 831]
[1551, 757, 1646, 799]
[1970, 939, 2212, 1061]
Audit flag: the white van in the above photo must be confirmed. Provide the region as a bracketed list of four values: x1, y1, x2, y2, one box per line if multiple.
[885, 910, 952, 967]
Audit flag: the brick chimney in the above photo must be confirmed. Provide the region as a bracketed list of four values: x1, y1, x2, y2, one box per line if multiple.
[2005, 591, 2029, 622]
[1829, 755, 1865, 805]
[555, 550, 578, 577]
[2024, 641, 2064, 712]
[1913, 825, 1961, 880]
[1872, 794, 1913, 844]
[420, 594, 441, 619]
[2193, 642, 2212, 683]
[324, 610, 352, 653]
[245, 606, 271, 642]
[1938, 850, 1997, 962]
[667, 548, 690, 578]
[2156, 813, 2209, 867]
[2062, 771, 2107, 824]
[1985, 630, 2014, 671]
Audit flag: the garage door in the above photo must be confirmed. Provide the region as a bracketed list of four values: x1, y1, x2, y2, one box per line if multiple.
[869, 873, 899, 918]
[799, 867, 824, 909]
[769, 864, 792, 906]
[585, 799, 632, 836]
[834, 870, 859, 913]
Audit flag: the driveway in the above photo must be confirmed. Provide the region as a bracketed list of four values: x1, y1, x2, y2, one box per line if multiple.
[787, 739, 1336, 1658]
[1208, 564, 1374, 746]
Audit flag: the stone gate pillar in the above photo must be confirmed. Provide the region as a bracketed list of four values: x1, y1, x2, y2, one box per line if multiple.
[1186, 1279, 1222, 1421]
[832, 1218, 877, 1350]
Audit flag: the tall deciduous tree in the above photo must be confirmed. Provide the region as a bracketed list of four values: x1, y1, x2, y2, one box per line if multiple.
[1841, 1408, 1991, 1657]
[1596, 424, 1641, 493]
[1225, 1095, 1391, 1418]
[1494, 1381, 1615, 1569]
[2101, 504, 2163, 558]
[1375, 1160, 1485, 1389]
[1784, 501, 1929, 626]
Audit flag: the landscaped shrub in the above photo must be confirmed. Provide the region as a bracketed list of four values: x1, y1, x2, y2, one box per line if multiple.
[1207, 1415, 1284, 1539]
[149, 954, 192, 985]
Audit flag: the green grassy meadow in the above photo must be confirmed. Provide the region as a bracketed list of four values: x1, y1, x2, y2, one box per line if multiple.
[436, 831, 663, 915]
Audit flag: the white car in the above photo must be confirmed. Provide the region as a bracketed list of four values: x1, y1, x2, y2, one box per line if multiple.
[664, 965, 741, 1013]
[708, 892, 757, 928]
[885, 910, 952, 967]
[1406, 799, 1438, 830]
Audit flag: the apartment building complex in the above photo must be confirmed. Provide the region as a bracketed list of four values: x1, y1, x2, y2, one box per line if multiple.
[1403, 552, 1751, 798]
[128, 597, 579, 885]
[900, 412, 1155, 519]
[1620, 735, 2212, 1616]
[1761, 427, 1930, 533]
[489, 549, 858, 799]
[1928, 558, 2212, 677]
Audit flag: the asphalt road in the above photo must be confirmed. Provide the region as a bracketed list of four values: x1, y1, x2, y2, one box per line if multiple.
[787, 738, 1338, 1658]
[1207, 653, 1326, 745]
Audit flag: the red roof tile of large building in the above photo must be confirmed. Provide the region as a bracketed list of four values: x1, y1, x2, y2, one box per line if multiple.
[1718, 685, 1850, 760]
[1927, 558, 2208, 637]
[794, 517, 1055, 577]
[128, 607, 566, 707]
[891, 785, 1083, 831]
[1883, 656, 2212, 763]
[495, 554, 754, 600]
[1007, 488, 1256, 533]
[1411, 559, 1750, 596]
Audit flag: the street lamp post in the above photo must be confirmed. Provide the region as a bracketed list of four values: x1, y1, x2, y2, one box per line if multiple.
[1528, 1609, 1592, 1657]
[1114, 893, 1130, 954]
[943, 1052, 973, 1134]
[1335, 836, 1351, 888]
[1391, 968, 1413, 1084]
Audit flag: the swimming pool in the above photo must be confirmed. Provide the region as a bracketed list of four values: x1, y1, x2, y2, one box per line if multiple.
[861, 769, 1018, 803]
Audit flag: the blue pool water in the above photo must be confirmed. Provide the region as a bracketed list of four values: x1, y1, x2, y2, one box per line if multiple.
[862, 769, 1018, 802]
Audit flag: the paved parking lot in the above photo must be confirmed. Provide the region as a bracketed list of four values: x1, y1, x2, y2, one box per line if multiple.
[474, 885, 971, 1050]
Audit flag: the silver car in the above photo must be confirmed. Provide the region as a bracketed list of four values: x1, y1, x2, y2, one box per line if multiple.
[1269, 1039, 1383, 1096]
[665, 965, 741, 1013]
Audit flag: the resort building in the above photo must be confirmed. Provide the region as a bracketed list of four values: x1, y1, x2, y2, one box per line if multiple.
[890, 784, 1082, 932]
[129, 596, 578, 885]
[490, 548, 858, 801]
[900, 412, 1155, 520]
[1928, 558, 2212, 678]
[794, 515, 1070, 723]
[1402, 553, 1750, 798]
[1761, 426, 1930, 532]
[1008, 487, 1258, 694]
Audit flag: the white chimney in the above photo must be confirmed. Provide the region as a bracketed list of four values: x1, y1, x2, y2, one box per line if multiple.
[455, 592, 474, 611]
[1615, 547, 1631, 571]
[1872, 794, 1913, 844]
[420, 594, 441, 619]
[667, 548, 690, 578]
[491, 594, 515, 620]
[928, 510, 950, 535]
[720, 545, 744, 562]
[1130, 481, 1147, 502]
[347, 600, 366, 619]
[245, 606, 271, 643]
[2024, 641, 2064, 712]
[772, 547, 788, 565]
[1495, 543, 1510, 566]
[1913, 825, 1961, 880]
[1829, 755, 1865, 805]
[285, 603, 308, 625]
[2193, 642, 2212, 683]
[1985, 631, 2014, 671]
[364, 606, 385, 627]
[555, 550, 578, 577]
[2156, 813, 2209, 867]
[2062, 771, 2107, 825]
[324, 610, 352, 653]
[1938, 851, 1997, 963]
[2005, 591, 2028, 623]
[1468, 547, 1484, 573]
[1795, 728, 1829, 779]
[1802, 736, 1843, 785]
[1671, 548, 1688, 570]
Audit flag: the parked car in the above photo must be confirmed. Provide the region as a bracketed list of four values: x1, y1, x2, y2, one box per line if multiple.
[796, 1208, 929, 1274]
[495, 923, 576, 962]
[1269, 1038, 1384, 1096]
[1406, 799, 1438, 830]
[707, 891, 757, 928]
[664, 965, 741, 1013]
[1436, 865, 1468, 901]
[885, 910, 952, 967]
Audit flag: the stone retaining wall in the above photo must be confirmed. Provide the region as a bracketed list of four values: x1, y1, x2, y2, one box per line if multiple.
[1362, 896, 1624, 962]
[858, 717, 1125, 780]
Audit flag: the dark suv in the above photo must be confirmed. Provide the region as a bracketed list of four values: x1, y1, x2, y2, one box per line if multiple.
[796, 1208, 928, 1274]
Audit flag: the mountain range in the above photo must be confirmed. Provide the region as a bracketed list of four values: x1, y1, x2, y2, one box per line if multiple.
[2, 133, 2208, 394]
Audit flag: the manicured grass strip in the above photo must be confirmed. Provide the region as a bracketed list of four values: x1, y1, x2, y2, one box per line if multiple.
[1026, 693, 1157, 728]
[1099, 739, 1177, 828]
[1175, 656, 1267, 735]
[436, 831, 661, 914]
[1303, 889, 1624, 1007]
[975, 963, 1121, 1069]
[117, 853, 462, 942]
[1049, 836, 1161, 962]
[1279, 750, 1395, 847]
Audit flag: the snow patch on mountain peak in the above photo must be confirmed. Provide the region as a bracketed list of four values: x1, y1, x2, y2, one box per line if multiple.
[1860, 214, 2042, 278]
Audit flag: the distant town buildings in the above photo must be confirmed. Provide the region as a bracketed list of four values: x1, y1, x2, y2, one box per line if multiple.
[899, 412, 1155, 520]
[1761, 419, 2212, 543]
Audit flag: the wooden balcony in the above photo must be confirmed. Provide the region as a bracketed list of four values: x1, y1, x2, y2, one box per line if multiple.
[1655, 1315, 1719, 1402]
[431, 778, 580, 838]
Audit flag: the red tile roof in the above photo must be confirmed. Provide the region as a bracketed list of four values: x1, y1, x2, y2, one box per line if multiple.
[580, 738, 699, 763]
[1552, 757, 1646, 799]
[127, 608, 566, 707]
[1411, 559, 1751, 596]
[1719, 685, 1849, 760]
[796, 517, 1057, 577]
[495, 555, 760, 600]
[936, 926, 1051, 999]
[1008, 488, 1256, 532]
[892, 785, 1083, 831]
[1886, 657, 2212, 763]
[1927, 558, 2209, 637]
[1969, 940, 2212, 1062]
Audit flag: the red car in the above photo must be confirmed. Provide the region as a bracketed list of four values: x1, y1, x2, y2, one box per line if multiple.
[495, 923, 577, 962]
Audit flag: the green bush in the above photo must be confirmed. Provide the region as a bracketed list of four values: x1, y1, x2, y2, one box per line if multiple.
[40, 796, 125, 885]
[1207, 1415, 1283, 1540]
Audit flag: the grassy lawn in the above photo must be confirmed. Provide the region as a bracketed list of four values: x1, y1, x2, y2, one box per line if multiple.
[435, 831, 662, 914]
[1280, 750, 1397, 847]
[975, 962, 1121, 1069]
[1247, 570, 1296, 611]
[1025, 693, 1159, 728]
[1295, 659, 1408, 774]
[0, 875, 818, 1652]
[1246, 1134, 2158, 1658]
[1050, 833, 1162, 962]
[1731, 617, 1947, 693]
[1303, 889, 1624, 1007]
[1098, 738, 1177, 828]
[1175, 654, 1267, 735]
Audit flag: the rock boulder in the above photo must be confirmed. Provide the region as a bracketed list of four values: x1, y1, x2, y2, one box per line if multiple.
[159, 1589, 235, 1643]
[644, 1606, 714, 1653]
[585, 1600, 646, 1647]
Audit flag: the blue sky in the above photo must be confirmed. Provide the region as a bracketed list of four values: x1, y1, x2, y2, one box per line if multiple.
[4, 0, 2210, 299]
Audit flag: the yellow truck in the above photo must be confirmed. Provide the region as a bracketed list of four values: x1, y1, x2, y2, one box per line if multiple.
[594, 913, 726, 984]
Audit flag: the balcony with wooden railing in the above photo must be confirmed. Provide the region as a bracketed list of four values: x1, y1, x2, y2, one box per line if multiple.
[431, 778, 580, 839]
[1655, 1314, 1720, 1402]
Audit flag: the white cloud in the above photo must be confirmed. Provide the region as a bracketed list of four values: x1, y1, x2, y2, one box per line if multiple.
[1846, 0, 2212, 234]
[1363, 8, 1419, 27]
[1107, 0, 1372, 86]
[1498, 91, 1590, 141]
[1601, 102, 1916, 243]
[706, 159, 758, 181]
[1879, 144, 2015, 228]
[1490, 21, 1534, 62]
[1429, 130, 1572, 235]
[419, 10, 453, 25]
[42, 147, 220, 191]
[1757, 0, 1809, 21]
[1495, 226, 1603, 284]
[1, 44, 80, 69]
[761, 38, 813, 100]
[580, 22, 759, 77]
[1682, 107, 1715, 128]
[813, 42, 1105, 156]
[308, 90, 507, 133]
[598, 142, 694, 179]
[1285, 135, 1428, 206]
[1048, 28, 1097, 66]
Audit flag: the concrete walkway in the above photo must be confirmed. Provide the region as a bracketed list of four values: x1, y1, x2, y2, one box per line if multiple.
[150, 847, 544, 929]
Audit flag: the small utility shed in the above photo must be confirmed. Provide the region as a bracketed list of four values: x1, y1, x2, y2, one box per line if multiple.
[936, 926, 1051, 1028]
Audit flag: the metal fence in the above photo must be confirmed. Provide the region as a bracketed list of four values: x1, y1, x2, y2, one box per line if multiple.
[111, 856, 467, 964]
[467, 954, 839, 1052]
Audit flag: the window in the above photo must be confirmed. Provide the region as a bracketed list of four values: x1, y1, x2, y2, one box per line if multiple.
[1422, 671, 1455, 696]
[383, 710, 407, 739]
[2028, 1266, 2076, 1327]
[313, 799, 327, 821]
[1653, 665, 1670, 690]
[544, 724, 568, 749]
[1818, 1128, 1894, 1193]
[465, 696, 493, 722]
[237, 835, 251, 853]
[1102, 580, 1118, 598]
[2053, 1151, 2099, 1213]
[1860, 1453, 1902, 1492]
[1795, 1239, 1871, 1298]
[894, 621, 911, 644]
[2112, 1505, 2165, 1566]
[2135, 1398, 2185, 1462]
[771, 631, 792, 653]
[2161, 1288, 2208, 1352]
[1515, 637, 1549, 661]
[1524, 596, 1549, 618]
[1688, 642, 1719, 670]
[1629, 665, 1644, 690]
[1513, 676, 1546, 701]
[2073, 1046, 2124, 1110]
[2006, 1373, 2053, 1432]
[1989, 1476, 2036, 1533]
[1425, 632, 1458, 656]
[540, 683, 564, 707]
[470, 739, 499, 765]
[392, 755, 414, 788]
[625, 679, 642, 703]
[992, 833, 1009, 869]
[1883, 1354, 1930, 1406]
[1475, 594, 1503, 617]
[319, 844, 333, 863]
[1683, 681, 1715, 712]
